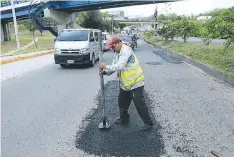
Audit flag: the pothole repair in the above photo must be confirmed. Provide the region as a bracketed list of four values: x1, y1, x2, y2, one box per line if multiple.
[75, 80, 164, 157]
[153, 50, 182, 64]
[146, 62, 162, 65]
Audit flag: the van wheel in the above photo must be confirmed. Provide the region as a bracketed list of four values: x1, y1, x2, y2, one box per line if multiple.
[60, 64, 67, 68]
[90, 53, 95, 67]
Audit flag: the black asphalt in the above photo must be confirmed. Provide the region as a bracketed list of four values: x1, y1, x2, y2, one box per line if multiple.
[75, 80, 164, 157]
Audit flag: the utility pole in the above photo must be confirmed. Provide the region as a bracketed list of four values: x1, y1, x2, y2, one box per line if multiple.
[111, 15, 114, 35]
[154, 4, 158, 30]
[11, 0, 20, 50]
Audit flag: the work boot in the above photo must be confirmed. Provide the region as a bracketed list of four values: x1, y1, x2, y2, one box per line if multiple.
[115, 108, 130, 124]
[114, 116, 130, 125]
[140, 123, 154, 131]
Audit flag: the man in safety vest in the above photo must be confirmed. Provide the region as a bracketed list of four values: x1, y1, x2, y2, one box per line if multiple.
[99, 36, 154, 131]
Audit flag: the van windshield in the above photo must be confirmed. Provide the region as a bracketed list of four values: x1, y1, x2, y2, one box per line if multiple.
[56, 30, 89, 41]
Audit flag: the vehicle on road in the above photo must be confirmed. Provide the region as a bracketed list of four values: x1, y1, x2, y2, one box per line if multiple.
[101, 32, 111, 51]
[54, 29, 102, 68]
[129, 34, 138, 48]
[121, 30, 127, 34]
[119, 35, 135, 50]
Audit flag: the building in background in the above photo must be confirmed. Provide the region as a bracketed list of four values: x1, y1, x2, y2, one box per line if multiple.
[197, 16, 212, 20]
[110, 10, 125, 20]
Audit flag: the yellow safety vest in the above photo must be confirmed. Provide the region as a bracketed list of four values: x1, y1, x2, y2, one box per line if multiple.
[114, 46, 144, 87]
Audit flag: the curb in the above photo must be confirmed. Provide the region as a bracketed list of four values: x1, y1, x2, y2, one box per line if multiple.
[1, 50, 54, 65]
[143, 38, 234, 87]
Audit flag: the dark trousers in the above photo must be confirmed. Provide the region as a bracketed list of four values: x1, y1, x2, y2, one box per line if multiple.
[118, 86, 153, 125]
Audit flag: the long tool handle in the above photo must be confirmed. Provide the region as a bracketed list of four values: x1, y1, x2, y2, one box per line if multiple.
[211, 151, 224, 157]
[99, 49, 105, 117]
[100, 72, 105, 116]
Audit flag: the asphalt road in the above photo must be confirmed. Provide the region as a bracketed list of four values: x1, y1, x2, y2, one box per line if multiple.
[2, 39, 234, 157]
[175, 37, 225, 46]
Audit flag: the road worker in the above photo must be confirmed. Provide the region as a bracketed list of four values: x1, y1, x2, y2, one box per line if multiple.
[99, 36, 154, 131]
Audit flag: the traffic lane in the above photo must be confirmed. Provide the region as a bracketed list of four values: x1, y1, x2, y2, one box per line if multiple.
[134, 39, 170, 65]
[1, 52, 114, 157]
[175, 37, 225, 46]
[1, 54, 53, 81]
[143, 46, 234, 156]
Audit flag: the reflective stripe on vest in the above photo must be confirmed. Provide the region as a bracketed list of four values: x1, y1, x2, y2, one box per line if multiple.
[123, 62, 140, 72]
[122, 74, 144, 87]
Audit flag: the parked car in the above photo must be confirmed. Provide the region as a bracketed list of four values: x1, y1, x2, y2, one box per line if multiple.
[54, 29, 102, 68]
[119, 35, 135, 50]
[101, 32, 111, 51]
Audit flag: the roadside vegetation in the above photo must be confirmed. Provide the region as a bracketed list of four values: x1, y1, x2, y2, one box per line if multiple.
[1, 22, 54, 55]
[142, 7, 234, 77]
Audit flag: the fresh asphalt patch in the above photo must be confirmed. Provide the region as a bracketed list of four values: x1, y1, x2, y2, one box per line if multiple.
[153, 49, 182, 64]
[75, 80, 165, 157]
[146, 62, 162, 65]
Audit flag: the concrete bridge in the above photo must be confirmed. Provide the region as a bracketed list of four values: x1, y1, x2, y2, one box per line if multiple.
[1, 0, 178, 41]
[117, 20, 157, 25]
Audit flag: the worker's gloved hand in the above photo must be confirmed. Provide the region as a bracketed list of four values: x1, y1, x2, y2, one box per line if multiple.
[99, 69, 107, 76]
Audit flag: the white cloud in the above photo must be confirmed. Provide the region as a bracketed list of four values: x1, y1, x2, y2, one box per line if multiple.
[101, 0, 234, 17]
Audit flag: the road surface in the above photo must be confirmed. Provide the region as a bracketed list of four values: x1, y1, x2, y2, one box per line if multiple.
[2, 39, 234, 157]
[175, 37, 225, 46]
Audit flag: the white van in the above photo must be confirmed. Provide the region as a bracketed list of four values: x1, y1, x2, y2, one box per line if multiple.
[54, 29, 102, 67]
[101, 32, 111, 51]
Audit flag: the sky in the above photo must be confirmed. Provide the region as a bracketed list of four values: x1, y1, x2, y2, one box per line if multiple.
[101, 0, 234, 18]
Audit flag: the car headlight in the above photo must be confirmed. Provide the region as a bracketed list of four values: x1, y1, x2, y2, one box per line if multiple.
[55, 48, 61, 54]
[80, 48, 89, 54]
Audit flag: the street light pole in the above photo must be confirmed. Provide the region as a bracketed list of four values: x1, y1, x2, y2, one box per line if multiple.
[154, 4, 158, 30]
[111, 16, 114, 35]
[11, 0, 20, 50]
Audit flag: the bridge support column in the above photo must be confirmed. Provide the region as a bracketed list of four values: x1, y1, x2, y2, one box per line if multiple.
[44, 8, 75, 34]
[1, 22, 11, 42]
[57, 24, 66, 34]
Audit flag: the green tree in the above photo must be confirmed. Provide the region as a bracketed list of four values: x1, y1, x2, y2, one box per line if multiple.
[169, 13, 178, 21]
[24, 19, 38, 47]
[204, 7, 234, 48]
[77, 10, 120, 32]
[158, 14, 167, 22]
[77, 10, 103, 29]
[157, 26, 170, 41]
[101, 11, 110, 20]
[119, 23, 127, 30]
[177, 15, 182, 20]
[167, 21, 179, 40]
[177, 18, 196, 42]
[24, 20, 37, 36]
